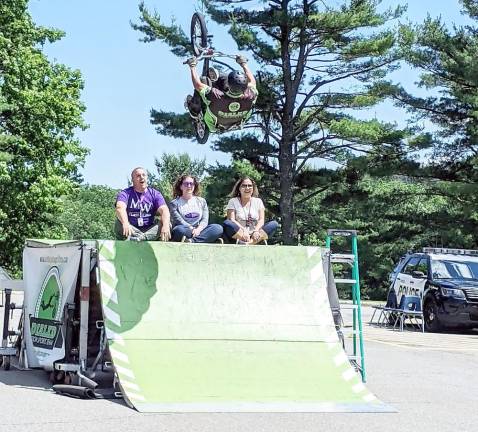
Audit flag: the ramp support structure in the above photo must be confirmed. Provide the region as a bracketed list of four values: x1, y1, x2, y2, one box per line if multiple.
[326, 229, 366, 382]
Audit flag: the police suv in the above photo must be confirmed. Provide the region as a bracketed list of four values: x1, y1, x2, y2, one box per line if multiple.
[388, 248, 478, 332]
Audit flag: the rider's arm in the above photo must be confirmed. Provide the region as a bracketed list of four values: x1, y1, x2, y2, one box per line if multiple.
[241, 62, 256, 88]
[190, 65, 208, 92]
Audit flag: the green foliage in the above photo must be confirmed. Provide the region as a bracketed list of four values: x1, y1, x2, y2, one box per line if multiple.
[150, 110, 195, 139]
[131, 2, 191, 56]
[295, 155, 478, 299]
[387, 0, 478, 276]
[0, 0, 88, 273]
[150, 153, 207, 201]
[397, 4, 478, 166]
[56, 185, 118, 240]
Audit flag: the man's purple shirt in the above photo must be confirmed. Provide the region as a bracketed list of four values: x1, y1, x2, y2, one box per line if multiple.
[116, 186, 165, 230]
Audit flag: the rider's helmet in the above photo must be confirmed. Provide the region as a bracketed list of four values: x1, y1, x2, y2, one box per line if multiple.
[227, 70, 248, 95]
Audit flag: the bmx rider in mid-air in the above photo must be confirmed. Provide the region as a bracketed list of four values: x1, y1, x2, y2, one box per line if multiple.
[185, 55, 258, 133]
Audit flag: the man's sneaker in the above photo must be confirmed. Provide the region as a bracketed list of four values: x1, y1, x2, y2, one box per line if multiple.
[181, 235, 193, 243]
[216, 238, 224, 244]
[208, 67, 219, 82]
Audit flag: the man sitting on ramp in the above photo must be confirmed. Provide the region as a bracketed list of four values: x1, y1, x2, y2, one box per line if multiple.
[115, 167, 171, 242]
[185, 55, 258, 133]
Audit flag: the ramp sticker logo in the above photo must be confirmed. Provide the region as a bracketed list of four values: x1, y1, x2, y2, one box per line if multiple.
[228, 101, 240, 112]
[30, 267, 64, 350]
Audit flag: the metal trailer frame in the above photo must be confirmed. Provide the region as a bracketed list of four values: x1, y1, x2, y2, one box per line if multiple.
[0, 241, 119, 398]
[0, 279, 25, 370]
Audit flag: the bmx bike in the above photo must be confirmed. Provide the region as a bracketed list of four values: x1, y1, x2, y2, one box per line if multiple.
[187, 12, 238, 144]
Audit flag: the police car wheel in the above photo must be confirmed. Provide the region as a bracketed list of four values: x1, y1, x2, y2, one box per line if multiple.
[424, 298, 442, 333]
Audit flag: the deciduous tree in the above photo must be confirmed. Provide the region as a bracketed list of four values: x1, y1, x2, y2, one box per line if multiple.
[0, 0, 88, 272]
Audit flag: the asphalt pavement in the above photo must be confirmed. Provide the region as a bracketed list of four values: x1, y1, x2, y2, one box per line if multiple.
[1, 304, 477, 432]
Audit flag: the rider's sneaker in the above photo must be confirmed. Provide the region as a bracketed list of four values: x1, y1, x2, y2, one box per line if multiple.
[184, 95, 199, 119]
[184, 95, 193, 110]
[208, 67, 219, 82]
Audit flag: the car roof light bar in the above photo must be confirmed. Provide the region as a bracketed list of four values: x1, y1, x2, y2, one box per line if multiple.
[423, 247, 478, 256]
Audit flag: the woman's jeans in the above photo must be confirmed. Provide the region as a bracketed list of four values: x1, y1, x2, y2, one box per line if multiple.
[172, 224, 223, 243]
[223, 220, 279, 242]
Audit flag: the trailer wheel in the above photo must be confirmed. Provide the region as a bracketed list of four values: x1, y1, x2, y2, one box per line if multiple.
[2, 355, 10, 371]
[49, 370, 66, 384]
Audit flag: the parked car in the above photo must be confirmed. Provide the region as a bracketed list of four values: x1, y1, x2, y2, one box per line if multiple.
[387, 248, 478, 332]
[388, 254, 407, 283]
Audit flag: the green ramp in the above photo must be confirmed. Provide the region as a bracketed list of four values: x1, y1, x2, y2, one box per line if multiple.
[97, 241, 392, 412]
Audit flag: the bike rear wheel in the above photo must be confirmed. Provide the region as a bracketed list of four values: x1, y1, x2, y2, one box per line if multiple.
[190, 13, 208, 56]
[194, 117, 209, 144]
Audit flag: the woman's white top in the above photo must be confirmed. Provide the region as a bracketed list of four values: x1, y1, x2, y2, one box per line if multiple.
[226, 197, 264, 230]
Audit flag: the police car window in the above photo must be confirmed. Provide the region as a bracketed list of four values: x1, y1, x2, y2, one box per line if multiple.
[402, 257, 420, 275]
[431, 259, 478, 280]
[415, 258, 428, 275]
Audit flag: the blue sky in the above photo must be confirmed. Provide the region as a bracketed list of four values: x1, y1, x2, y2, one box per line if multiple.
[28, 0, 469, 188]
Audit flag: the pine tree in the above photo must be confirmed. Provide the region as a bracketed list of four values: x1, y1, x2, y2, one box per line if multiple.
[394, 0, 478, 241]
[133, 0, 412, 244]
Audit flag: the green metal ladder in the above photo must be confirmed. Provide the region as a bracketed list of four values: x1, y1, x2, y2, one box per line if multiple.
[325, 229, 366, 383]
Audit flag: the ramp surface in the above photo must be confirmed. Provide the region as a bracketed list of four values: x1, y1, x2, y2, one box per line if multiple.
[97, 241, 392, 412]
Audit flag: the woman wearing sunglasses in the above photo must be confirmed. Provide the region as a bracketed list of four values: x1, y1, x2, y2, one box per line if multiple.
[223, 176, 279, 244]
[169, 174, 223, 243]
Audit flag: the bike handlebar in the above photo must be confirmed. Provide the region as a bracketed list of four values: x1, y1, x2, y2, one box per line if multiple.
[183, 49, 237, 64]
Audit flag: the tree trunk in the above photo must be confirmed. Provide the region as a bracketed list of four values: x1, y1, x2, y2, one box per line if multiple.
[279, 134, 295, 245]
[278, 2, 296, 245]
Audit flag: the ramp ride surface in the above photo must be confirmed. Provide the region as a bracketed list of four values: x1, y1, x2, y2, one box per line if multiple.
[97, 241, 390, 412]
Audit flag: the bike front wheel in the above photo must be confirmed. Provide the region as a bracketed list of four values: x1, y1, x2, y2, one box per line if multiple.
[190, 13, 208, 56]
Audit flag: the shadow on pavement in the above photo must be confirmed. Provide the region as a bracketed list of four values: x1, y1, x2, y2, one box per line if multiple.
[0, 366, 128, 407]
[0, 367, 51, 390]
